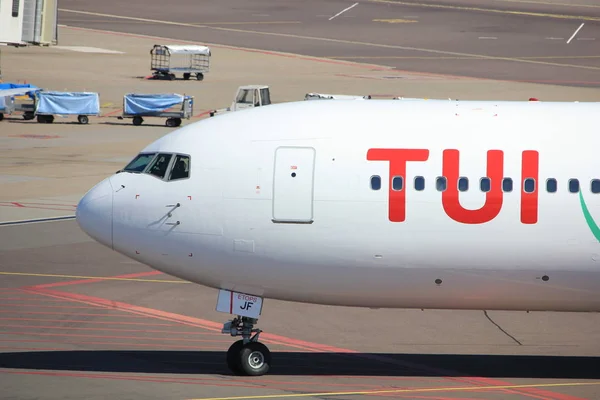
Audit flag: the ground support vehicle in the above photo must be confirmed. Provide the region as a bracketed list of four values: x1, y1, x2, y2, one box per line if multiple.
[121, 93, 194, 127]
[150, 45, 211, 81]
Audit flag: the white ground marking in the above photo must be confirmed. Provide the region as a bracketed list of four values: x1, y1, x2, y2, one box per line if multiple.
[567, 23, 585, 44]
[329, 2, 359, 20]
[53, 46, 125, 54]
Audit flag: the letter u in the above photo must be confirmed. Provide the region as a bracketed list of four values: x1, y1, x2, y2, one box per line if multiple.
[442, 149, 504, 224]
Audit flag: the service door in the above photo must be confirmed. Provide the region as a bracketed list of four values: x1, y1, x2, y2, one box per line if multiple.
[272, 146, 316, 223]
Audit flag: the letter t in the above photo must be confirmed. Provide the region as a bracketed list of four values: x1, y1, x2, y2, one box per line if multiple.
[367, 149, 429, 222]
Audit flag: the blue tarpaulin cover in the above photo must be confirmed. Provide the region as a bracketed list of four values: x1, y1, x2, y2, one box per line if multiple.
[0, 82, 41, 101]
[1, 83, 39, 111]
[124, 93, 185, 115]
[36, 91, 100, 115]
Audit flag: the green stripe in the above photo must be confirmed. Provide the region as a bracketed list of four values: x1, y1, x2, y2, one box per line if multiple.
[579, 191, 600, 242]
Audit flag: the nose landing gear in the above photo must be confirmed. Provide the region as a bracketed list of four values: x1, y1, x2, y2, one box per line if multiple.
[223, 316, 272, 376]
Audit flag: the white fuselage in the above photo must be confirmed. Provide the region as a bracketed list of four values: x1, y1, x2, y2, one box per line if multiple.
[76, 100, 600, 312]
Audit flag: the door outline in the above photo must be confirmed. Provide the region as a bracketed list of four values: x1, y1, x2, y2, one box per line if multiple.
[271, 146, 316, 224]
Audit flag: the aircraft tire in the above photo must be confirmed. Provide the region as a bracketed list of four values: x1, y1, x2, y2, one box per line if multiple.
[226, 340, 244, 374]
[238, 342, 271, 376]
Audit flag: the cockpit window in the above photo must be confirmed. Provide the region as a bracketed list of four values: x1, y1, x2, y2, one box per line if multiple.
[146, 153, 172, 179]
[122, 153, 156, 173]
[168, 155, 190, 181]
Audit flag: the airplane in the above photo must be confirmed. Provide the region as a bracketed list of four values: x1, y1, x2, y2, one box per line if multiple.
[75, 98, 600, 376]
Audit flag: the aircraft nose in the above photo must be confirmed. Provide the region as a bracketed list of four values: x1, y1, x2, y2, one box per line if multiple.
[76, 177, 114, 249]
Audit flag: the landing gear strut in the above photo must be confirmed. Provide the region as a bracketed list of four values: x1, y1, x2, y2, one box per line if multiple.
[222, 316, 271, 376]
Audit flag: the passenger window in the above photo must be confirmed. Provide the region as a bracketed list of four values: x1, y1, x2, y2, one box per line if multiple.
[169, 155, 190, 181]
[371, 175, 381, 190]
[502, 178, 513, 192]
[436, 177, 447, 192]
[147, 153, 172, 179]
[480, 177, 491, 192]
[592, 179, 600, 194]
[414, 176, 425, 191]
[458, 177, 468, 192]
[546, 178, 557, 193]
[569, 179, 579, 193]
[523, 178, 535, 193]
[122, 153, 156, 173]
[392, 176, 403, 191]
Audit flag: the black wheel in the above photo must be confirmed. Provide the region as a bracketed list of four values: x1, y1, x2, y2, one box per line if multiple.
[132, 116, 143, 126]
[0, 113, 4, 121]
[238, 342, 271, 376]
[174, 118, 182, 127]
[37, 115, 51, 123]
[196, 73, 204, 81]
[23, 111, 34, 120]
[47, 115, 54, 123]
[78, 115, 89, 124]
[226, 340, 245, 374]
[169, 73, 176, 80]
[183, 73, 190, 80]
[165, 118, 176, 127]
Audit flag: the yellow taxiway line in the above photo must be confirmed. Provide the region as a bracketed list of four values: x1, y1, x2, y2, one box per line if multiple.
[188, 381, 600, 400]
[368, 0, 600, 21]
[492, 0, 600, 9]
[329, 55, 600, 60]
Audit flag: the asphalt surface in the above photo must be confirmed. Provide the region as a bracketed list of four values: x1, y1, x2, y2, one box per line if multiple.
[56, 0, 600, 87]
[1, 220, 599, 400]
[1, 0, 600, 399]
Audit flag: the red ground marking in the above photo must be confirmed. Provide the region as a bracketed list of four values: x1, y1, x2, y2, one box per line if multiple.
[22, 288, 334, 352]
[4, 202, 76, 207]
[0, 203, 77, 211]
[0, 369, 262, 389]
[100, 108, 123, 117]
[0, 338, 229, 350]
[25, 270, 163, 289]
[21, 287, 586, 400]
[193, 110, 212, 118]
[0, 317, 179, 327]
[0, 298, 73, 302]
[0, 324, 219, 335]
[0, 331, 233, 343]
[0, 310, 151, 317]
[0, 346, 68, 351]
[0, 304, 109, 309]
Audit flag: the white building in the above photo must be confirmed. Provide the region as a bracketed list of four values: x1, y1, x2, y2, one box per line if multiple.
[0, 0, 58, 46]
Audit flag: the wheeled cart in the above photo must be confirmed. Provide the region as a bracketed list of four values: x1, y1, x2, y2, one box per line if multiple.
[34, 91, 100, 124]
[121, 93, 194, 127]
[150, 45, 211, 81]
[0, 83, 39, 121]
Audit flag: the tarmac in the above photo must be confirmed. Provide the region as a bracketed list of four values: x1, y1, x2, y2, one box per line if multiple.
[1, 0, 600, 399]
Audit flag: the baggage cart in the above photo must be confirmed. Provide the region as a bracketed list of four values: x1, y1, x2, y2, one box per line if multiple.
[150, 45, 211, 81]
[34, 91, 100, 124]
[121, 93, 194, 127]
[0, 83, 38, 121]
